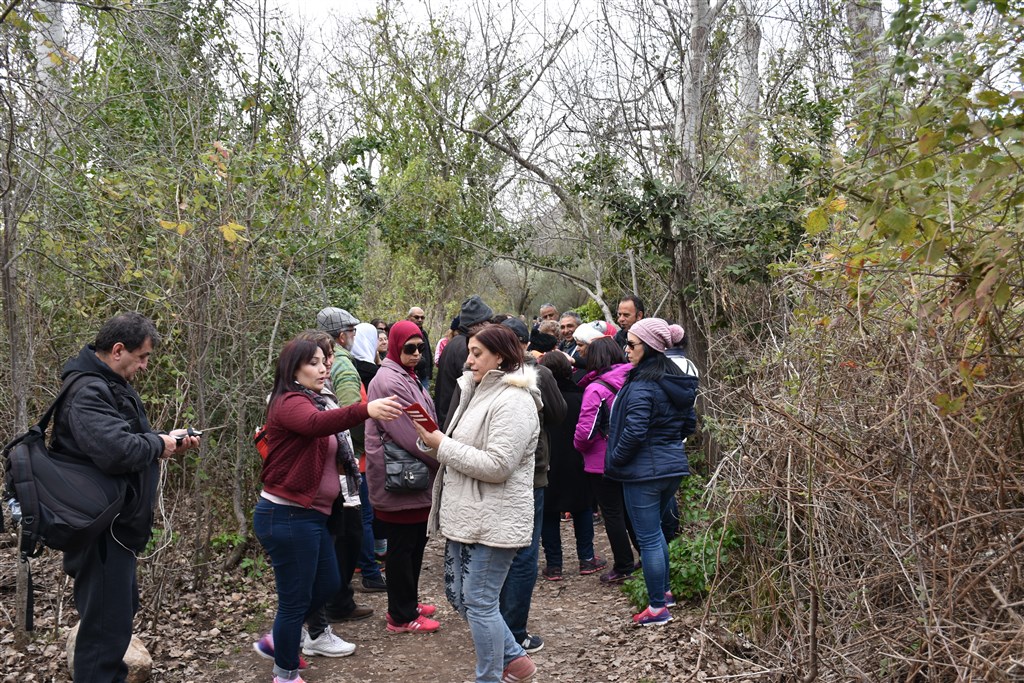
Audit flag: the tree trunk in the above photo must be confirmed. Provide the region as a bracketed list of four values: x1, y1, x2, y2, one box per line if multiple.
[737, 4, 762, 157]
[846, 0, 884, 72]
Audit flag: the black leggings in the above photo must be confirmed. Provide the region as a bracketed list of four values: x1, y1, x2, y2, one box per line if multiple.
[589, 473, 639, 573]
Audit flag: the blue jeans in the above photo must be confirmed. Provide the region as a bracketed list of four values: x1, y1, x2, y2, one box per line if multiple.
[445, 540, 525, 682]
[254, 498, 340, 678]
[622, 476, 682, 610]
[500, 487, 543, 642]
[357, 476, 384, 579]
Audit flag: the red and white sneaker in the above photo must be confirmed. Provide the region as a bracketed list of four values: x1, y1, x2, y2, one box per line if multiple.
[501, 654, 537, 682]
[417, 603, 437, 618]
[386, 613, 440, 633]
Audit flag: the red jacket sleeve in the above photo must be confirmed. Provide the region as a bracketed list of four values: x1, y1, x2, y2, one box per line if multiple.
[273, 392, 370, 436]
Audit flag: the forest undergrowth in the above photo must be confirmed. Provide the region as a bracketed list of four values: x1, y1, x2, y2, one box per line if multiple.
[702, 265, 1024, 680]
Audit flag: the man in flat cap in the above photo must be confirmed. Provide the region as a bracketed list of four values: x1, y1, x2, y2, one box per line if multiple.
[317, 307, 362, 407]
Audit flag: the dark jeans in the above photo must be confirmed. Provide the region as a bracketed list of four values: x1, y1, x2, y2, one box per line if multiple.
[314, 502, 362, 625]
[500, 487, 543, 642]
[357, 476, 384, 579]
[63, 530, 138, 683]
[378, 518, 429, 624]
[254, 498, 340, 678]
[591, 473, 639, 573]
[540, 499, 594, 568]
[662, 494, 680, 542]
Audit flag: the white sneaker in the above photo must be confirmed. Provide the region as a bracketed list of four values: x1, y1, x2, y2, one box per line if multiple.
[301, 625, 356, 657]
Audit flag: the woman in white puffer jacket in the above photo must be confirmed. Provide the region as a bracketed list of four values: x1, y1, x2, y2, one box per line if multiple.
[414, 323, 542, 683]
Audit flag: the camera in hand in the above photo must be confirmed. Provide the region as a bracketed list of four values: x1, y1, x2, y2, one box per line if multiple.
[174, 427, 202, 446]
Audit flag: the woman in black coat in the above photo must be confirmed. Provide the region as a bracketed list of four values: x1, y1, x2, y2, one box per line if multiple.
[537, 352, 606, 580]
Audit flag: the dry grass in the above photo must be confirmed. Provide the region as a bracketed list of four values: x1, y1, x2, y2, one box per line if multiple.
[702, 262, 1024, 681]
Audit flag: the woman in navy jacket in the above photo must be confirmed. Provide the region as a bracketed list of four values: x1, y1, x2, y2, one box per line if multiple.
[606, 319, 697, 627]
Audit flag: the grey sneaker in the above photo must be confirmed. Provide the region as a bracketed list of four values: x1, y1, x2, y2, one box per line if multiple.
[301, 625, 356, 657]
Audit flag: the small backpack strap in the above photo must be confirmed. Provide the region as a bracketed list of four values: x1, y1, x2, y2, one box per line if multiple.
[592, 378, 619, 395]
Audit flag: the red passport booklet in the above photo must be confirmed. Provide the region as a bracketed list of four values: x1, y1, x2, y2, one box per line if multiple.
[404, 403, 439, 433]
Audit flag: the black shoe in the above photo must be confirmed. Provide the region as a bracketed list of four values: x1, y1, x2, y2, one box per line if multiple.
[326, 605, 374, 621]
[360, 575, 387, 592]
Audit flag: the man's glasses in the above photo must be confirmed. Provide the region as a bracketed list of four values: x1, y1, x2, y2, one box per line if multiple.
[403, 342, 427, 355]
[625, 340, 639, 349]
[411, 315, 425, 321]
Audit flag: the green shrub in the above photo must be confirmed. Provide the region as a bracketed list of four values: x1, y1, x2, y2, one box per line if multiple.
[623, 524, 740, 608]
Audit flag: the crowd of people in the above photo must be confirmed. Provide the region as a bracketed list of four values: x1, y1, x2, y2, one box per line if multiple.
[251, 295, 699, 683]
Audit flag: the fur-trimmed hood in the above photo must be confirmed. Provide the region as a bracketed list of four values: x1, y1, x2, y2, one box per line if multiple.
[456, 364, 543, 413]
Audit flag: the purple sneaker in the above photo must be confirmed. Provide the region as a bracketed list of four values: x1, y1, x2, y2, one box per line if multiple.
[599, 567, 632, 584]
[253, 633, 309, 669]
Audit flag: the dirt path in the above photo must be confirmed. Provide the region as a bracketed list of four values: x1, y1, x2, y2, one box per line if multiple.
[196, 526, 762, 683]
[1, 524, 764, 682]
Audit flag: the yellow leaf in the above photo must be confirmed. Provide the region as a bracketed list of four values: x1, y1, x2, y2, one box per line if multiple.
[917, 128, 942, 155]
[805, 208, 828, 235]
[828, 197, 848, 213]
[159, 220, 192, 236]
[219, 222, 249, 243]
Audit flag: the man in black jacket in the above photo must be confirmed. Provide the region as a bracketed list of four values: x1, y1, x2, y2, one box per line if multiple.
[51, 312, 199, 683]
[614, 294, 646, 348]
[434, 295, 493, 428]
[406, 306, 433, 390]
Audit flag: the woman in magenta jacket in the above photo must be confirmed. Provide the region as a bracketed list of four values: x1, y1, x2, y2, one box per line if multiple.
[255, 337, 402, 683]
[365, 320, 442, 633]
[573, 336, 639, 585]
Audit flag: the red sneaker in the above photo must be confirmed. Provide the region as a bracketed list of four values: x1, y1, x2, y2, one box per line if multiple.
[501, 654, 537, 682]
[386, 614, 440, 633]
[417, 603, 437, 617]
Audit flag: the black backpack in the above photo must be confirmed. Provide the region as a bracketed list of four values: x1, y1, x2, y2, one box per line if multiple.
[588, 378, 619, 440]
[2, 372, 128, 559]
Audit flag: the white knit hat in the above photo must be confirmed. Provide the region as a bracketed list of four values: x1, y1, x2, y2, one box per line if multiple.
[573, 322, 605, 344]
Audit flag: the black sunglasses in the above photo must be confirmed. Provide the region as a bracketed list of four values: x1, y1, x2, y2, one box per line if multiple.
[625, 340, 639, 349]
[403, 342, 427, 355]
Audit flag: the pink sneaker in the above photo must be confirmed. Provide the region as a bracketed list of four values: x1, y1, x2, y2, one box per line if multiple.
[386, 614, 440, 633]
[632, 605, 672, 626]
[417, 603, 437, 617]
[501, 654, 537, 682]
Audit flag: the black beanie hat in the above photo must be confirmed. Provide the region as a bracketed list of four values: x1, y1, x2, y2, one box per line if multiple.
[528, 329, 558, 353]
[459, 295, 494, 330]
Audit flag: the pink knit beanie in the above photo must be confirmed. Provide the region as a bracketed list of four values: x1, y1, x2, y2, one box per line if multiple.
[629, 318, 685, 353]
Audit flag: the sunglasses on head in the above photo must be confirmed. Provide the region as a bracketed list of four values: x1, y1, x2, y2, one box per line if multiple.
[403, 342, 427, 355]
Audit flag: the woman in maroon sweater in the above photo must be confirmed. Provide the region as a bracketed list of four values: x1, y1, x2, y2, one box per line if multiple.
[365, 320, 441, 633]
[254, 337, 401, 683]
